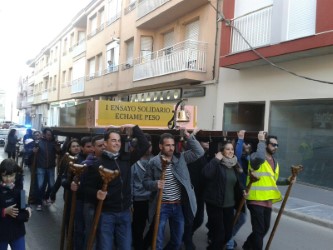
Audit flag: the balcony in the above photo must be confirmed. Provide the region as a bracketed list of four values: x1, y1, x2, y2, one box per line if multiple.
[137, 0, 208, 29]
[133, 40, 207, 81]
[71, 77, 85, 94]
[71, 39, 86, 58]
[41, 90, 48, 101]
[231, 5, 273, 54]
[27, 94, 34, 103]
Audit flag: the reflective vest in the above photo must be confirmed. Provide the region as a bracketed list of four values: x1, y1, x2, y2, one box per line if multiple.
[247, 160, 282, 203]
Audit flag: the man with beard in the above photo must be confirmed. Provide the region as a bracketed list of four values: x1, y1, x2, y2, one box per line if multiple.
[242, 131, 294, 250]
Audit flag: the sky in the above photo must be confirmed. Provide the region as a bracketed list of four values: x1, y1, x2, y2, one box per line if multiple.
[0, 0, 91, 121]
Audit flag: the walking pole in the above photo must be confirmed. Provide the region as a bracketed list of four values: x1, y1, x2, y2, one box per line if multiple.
[66, 162, 87, 250]
[233, 170, 259, 227]
[265, 165, 303, 250]
[60, 154, 77, 250]
[28, 152, 37, 204]
[86, 166, 119, 250]
[152, 156, 168, 250]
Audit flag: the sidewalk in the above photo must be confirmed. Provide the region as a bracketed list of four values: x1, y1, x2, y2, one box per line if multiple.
[272, 183, 333, 229]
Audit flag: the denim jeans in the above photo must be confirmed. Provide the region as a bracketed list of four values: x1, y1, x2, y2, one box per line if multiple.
[36, 167, 55, 205]
[156, 203, 184, 250]
[83, 202, 96, 250]
[0, 236, 25, 250]
[226, 211, 247, 249]
[98, 209, 132, 250]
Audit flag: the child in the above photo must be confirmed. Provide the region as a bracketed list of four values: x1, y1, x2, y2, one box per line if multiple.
[0, 159, 31, 250]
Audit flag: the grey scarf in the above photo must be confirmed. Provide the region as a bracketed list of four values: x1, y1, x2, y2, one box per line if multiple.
[221, 155, 238, 168]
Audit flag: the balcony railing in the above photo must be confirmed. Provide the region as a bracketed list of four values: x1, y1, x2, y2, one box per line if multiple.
[71, 39, 86, 58]
[41, 90, 48, 100]
[71, 77, 85, 94]
[133, 40, 207, 81]
[137, 0, 170, 19]
[231, 5, 273, 54]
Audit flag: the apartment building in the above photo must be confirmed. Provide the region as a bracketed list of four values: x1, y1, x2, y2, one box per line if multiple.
[217, 0, 333, 188]
[17, 0, 221, 131]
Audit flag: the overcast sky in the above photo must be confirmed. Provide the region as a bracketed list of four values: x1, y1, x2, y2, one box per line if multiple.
[0, 0, 91, 120]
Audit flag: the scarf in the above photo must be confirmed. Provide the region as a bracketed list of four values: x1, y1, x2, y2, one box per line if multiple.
[221, 155, 238, 169]
[103, 150, 120, 160]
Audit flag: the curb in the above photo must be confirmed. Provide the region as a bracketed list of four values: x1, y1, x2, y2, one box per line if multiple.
[272, 207, 333, 230]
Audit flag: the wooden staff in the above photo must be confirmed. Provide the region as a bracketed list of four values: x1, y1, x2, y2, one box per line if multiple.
[86, 166, 120, 250]
[233, 170, 259, 227]
[265, 165, 303, 250]
[152, 156, 169, 250]
[28, 151, 37, 204]
[66, 162, 87, 250]
[60, 154, 77, 250]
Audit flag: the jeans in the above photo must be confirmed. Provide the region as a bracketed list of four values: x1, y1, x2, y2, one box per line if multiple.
[83, 202, 96, 250]
[226, 211, 247, 249]
[36, 167, 55, 205]
[243, 204, 272, 250]
[0, 236, 25, 250]
[156, 203, 184, 250]
[98, 209, 132, 250]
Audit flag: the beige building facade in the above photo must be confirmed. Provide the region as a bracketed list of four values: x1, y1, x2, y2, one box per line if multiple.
[18, 0, 221, 130]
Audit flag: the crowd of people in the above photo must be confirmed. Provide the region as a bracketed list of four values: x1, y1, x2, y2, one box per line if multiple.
[0, 125, 296, 250]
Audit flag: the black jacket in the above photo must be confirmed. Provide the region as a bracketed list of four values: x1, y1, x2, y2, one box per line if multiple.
[203, 158, 244, 210]
[0, 181, 29, 241]
[84, 126, 149, 212]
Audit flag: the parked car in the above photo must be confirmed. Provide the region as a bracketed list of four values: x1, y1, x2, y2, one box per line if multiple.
[0, 129, 9, 147]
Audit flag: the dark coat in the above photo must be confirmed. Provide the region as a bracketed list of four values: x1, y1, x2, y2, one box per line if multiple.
[35, 138, 58, 169]
[0, 178, 29, 241]
[84, 125, 150, 212]
[203, 158, 244, 210]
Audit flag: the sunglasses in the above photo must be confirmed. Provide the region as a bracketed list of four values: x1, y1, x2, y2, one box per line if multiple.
[269, 143, 279, 148]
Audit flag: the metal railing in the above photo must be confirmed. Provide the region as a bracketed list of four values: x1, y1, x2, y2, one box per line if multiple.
[137, 0, 170, 19]
[71, 77, 85, 94]
[231, 5, 273, 54]
[133, 39, 207, 81]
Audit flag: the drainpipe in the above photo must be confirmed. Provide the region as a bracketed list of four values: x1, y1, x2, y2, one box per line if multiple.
[202, 0, 222, 86]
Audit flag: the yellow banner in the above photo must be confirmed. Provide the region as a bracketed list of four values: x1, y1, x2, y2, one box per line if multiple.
[97, 100, 175, 127]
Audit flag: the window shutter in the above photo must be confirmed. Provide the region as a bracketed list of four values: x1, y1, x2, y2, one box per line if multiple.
[185, 20, 200, 41]
[287, 0, 316, 40]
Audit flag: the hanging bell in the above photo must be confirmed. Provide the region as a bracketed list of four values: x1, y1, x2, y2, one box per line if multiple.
[176, 109, 190, 122]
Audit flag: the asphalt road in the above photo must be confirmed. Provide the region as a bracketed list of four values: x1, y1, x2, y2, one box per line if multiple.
[1, 147, 332, 250]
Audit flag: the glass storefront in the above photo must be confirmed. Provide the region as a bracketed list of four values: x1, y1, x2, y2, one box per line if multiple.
[270, 100, 333, 189]
[224, 99, 333, 189]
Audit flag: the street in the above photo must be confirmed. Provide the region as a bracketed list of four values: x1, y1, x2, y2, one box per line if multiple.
[1, 147, 333, 250]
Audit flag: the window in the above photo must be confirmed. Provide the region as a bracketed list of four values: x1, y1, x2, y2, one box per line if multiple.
[140, 36, 153, 62]
[163, 30, 175, 55]
[53, 75, 57, 90]
[68, 68, 73, 82]
[125, 39, 134, 68]
[96, 54, 103, 77]
[70, 32, 74, 48]
[108, 0, 122, 23]
[63, 38, 68, 55]
[88, 58, 96, 79]
[89, 15, 97, 37]
[62, 71, 66, 83]
[106, 41, 120, 73]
